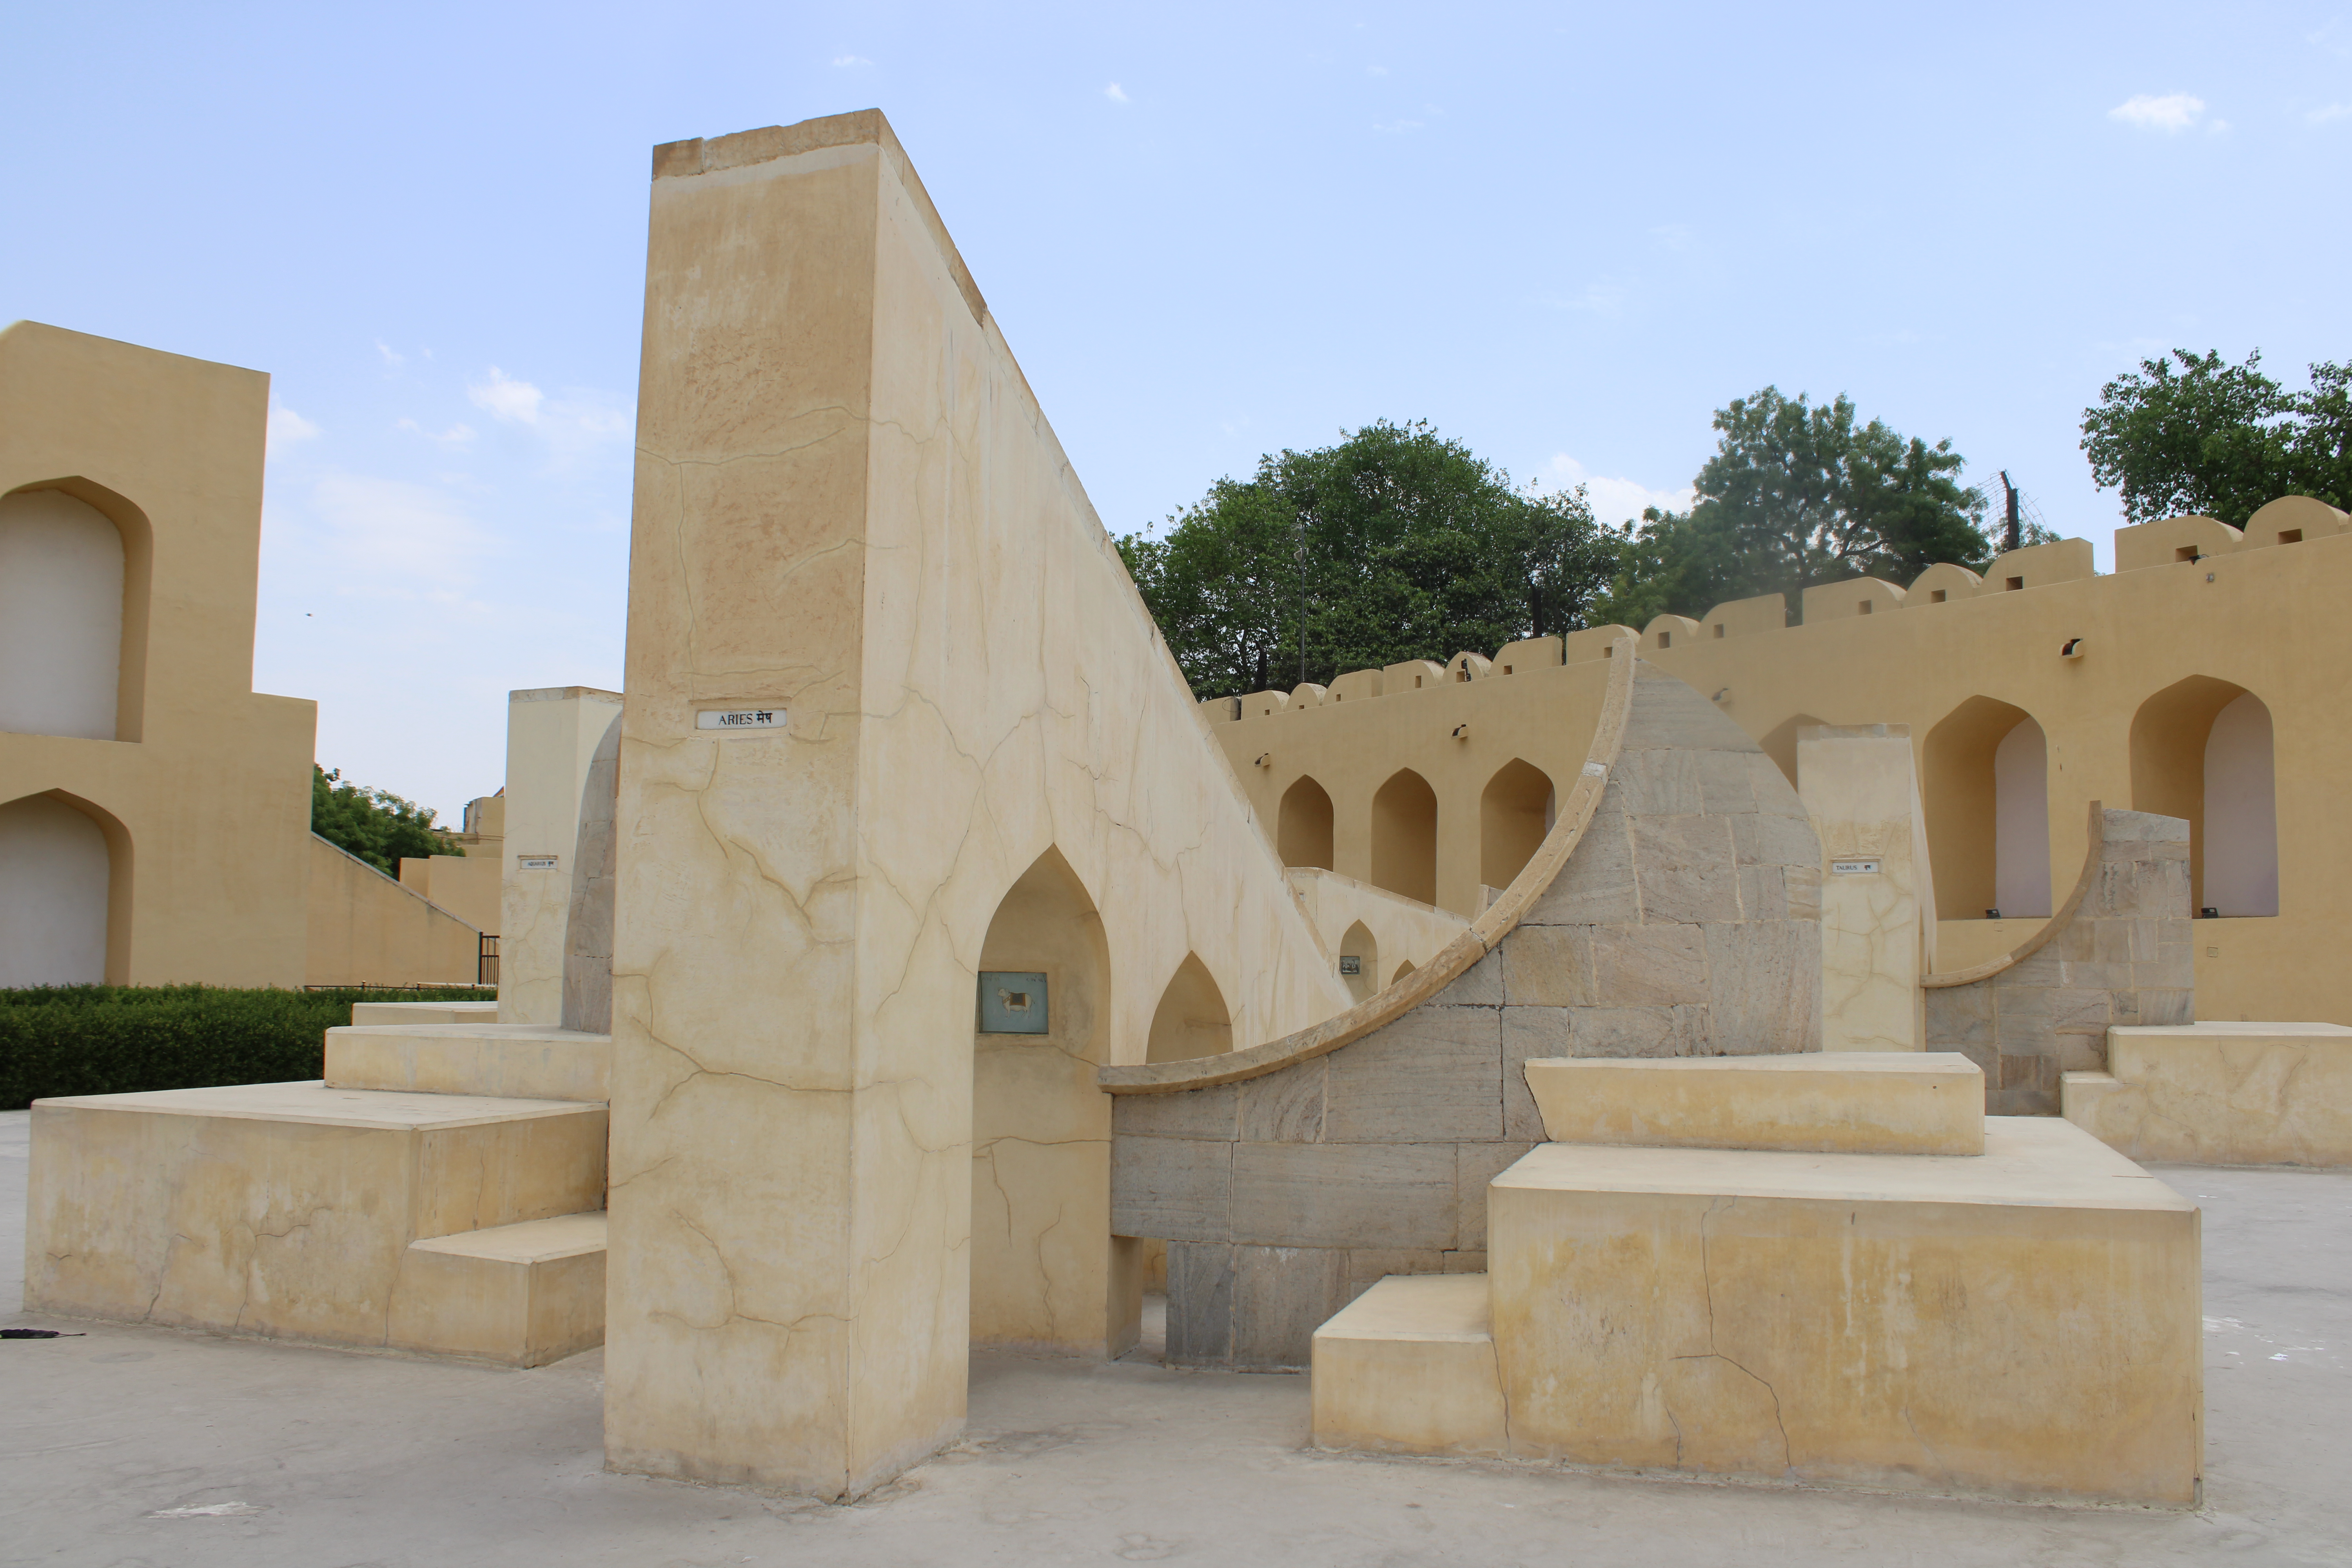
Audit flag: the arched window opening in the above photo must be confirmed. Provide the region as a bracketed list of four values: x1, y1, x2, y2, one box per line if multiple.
[0, 488, 125, 740]
[2131, 677, 2278, 916]
[1277, 776, 1334, 869]
[1339, 920, 1380, 1005]
[1145, 953, 1233, 1063]
[1369, 770, 1438, 906]
[1993, 717, 2052, 918]
[1922, 697, 2049, 919]
[1392, 959, 1417, 985]
[2203, 693, 2278, 916]
[972, 846, 1129, 1354]
[0, 793, 111, 986]
[1479, 759, 1555, 891]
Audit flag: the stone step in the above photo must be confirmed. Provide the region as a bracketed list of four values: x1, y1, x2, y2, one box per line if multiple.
[1310, 1273, 1506, 1457]
[350, 1000, 499, 1027]
[26, 1082, 607, 1353]
[391, 1211, 606, 1366]
[2066, 1022, 2352, 1167]
[326, 1024, 612, 1102]
[1522, 1050, 1984, 1155]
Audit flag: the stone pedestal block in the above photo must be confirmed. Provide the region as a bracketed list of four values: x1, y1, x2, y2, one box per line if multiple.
[390, 1210, 608, 1366]
[1487, 1119, 2201, 1503]
[1311, 1274, 1506, 1456]
[326, 1023, 613, 1102]
[2064, 1021, 2352, 1167]
[1522, 1051, 1984, 1155]
[25, 1083, 607, 1351]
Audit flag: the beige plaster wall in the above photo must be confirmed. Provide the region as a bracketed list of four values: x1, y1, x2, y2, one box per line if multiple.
[1798, 724, 1931, 1049]
[305, 835, 483, 987]
[399, 852, 501, 933]
[1210, 523, 2352, 1026]
[0, 322, 315, 986]
[1284, 866, 1468, 989]
[603, 113, 1348, 1500]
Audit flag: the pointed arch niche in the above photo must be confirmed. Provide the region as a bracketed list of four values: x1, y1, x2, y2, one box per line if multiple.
[0, 481, 152, 742]
[1277, 775, 1334, 869]
[0, 790, 131, 986]
[970, 845, 1135, 1356]
[1369, 769, 1438, 906]
[1479, 759, 1555, 892]
[1922, 697, 2051, 919]
[1338, 920, 1380, 1004]
[1145, 953, 1233, 1063]
[2131, 678, 2278, 916]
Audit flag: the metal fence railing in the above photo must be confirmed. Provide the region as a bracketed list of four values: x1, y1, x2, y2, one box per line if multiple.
[479, 934, 500, 987]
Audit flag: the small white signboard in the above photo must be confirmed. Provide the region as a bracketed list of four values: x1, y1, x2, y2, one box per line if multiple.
[1831, 859, 1882, 875]
[697, 708, 785, 732]
[517, 855, 561, 872]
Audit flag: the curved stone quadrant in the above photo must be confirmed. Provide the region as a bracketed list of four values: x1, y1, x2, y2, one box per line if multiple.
[1111, 661, 1824, 1369]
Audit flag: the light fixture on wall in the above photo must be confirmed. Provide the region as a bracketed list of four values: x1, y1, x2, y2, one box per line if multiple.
[1253, 753, 1271, 768]
[1450, 723, 1470, 740]
[2060, 638, 2085, 659]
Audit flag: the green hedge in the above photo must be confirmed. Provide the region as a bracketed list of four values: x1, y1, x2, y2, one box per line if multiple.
[0, 985, 495, 1111]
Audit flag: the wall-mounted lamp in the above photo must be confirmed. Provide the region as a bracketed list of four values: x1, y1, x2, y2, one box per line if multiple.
[1253, 753, 1271, 768]
[1710, 688, 1730, 703]
[1450, 723, 1470, 740]
[2060, 638, 2086, 659]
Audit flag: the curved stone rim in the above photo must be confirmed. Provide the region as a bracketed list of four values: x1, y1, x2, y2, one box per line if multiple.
[1920, 799, 2103, 990]
[1098, 634, 1640, 1094]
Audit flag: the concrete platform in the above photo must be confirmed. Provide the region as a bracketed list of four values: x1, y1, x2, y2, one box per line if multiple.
[325, 1023, 613, 1102]
[1312, 1273, 1506, 1456]
[25, 1083, 606, 1352]
[1523, 1051, 1984, 1154]
[2, 1109, 2347, 1565]
[2065, 1022, 2352, 1167]
[1489, 1118, 2200, 1503]
[390, 1211, 607, 1367]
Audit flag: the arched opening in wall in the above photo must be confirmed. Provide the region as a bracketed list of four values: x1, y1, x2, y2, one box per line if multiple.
[1369, 769, 1438, 906]
[0, 482, 152, 742]
[1146, 953, 1233, 1063]
[1479, 759, 1555, 891]
[2131, 677, 2278, 915]
[1277, 776, 1334, 869]
[1760, 713, 1828, 789]
[0, 791, 125, 986]
[1392, 959, 1416, 985]
[1922, 697, 2051, 919]
[972, 845, 1134, 1356]
[1338, 920, 1380, 1004]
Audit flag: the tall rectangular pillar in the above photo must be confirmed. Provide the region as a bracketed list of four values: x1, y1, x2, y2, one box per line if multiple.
[1798, 723, 1933, 1050]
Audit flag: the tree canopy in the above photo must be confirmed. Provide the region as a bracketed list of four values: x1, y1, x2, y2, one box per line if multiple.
[1595, 388, 1991, 626]
[311, 766, 462, 875]
[2079, 350, 2352, 524]
[1118, 420, 1617, 698]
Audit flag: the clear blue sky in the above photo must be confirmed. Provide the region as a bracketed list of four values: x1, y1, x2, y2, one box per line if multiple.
[7, 2, 2348, 821]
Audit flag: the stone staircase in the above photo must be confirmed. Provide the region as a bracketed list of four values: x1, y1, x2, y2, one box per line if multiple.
[24, 1006, 612, 1367]
[1308, 1052, 2205, 1504]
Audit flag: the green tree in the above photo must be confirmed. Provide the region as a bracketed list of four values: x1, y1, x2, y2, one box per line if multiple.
[2079, 350, 2352, 524]
[1118, 420, 1618, 697]
[1597, 388, 1991, 623]
[310, 766, 462, 875]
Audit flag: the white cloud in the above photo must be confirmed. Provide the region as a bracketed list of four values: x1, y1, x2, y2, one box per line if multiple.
[1104, 82, 1129, 104]
[2109, 93, 2206, 132]
[267, 406, 321, 453]
[375, 340, 405, 368]
[468, 366, 544, 425]
[831, 54, 871, 68]
[1549, 281, 1629, 318]
[396, 417, 476, 445]
[2310, 103, 2352, 125]
[1368, 64, 1388, 76]
[1548, 456, 1695, 528]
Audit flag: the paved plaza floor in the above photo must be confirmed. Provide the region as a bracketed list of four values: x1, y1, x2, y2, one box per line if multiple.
[4, 1108, 2347, 1567]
